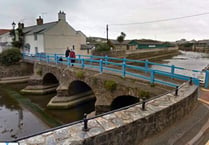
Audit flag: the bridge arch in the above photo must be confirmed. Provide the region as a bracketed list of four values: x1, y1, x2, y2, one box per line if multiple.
[111, 95, 139, 110]
[68, 80, 94, 95]
[43, 73, 59, 85]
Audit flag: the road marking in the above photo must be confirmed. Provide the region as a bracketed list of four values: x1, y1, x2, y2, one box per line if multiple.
[198, 98, 209, 105]
[201, 88, 209, 92]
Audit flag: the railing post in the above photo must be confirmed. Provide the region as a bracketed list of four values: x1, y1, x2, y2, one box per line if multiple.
[142, 97, 146, 111]
[123, 57, 126, 64]
[99, 59, 103, 73]
[47, 55, 49, 63]
[122, 61, 126, 77]
[82, 113, 89, 131]
[145, 59, 149, 73]
[56, 56, 59, 64]
[67, 57, 71, 66]
[81, 58, 85, 69]
[105, 55, 108, 65]
[150, 70, 155, 84]
[189, 77, 193, 85]
[205, 70, 209, 89]
[175, 86, 179, 96]
[54, 54, 57, 63]
[171, 65, 175, 78]
[90, 55, 93, 65]
[39, 53, 41, 61]
[78, 54, 81, 63]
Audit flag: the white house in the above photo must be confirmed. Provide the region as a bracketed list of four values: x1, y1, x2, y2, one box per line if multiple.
[0, 29, 13, 53]
[22, 11, 88, 56]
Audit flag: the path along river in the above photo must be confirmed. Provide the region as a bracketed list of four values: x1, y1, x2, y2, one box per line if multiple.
[0, 50, 208, 141]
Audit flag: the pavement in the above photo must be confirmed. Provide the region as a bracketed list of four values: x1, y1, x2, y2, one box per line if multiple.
[139, 87, 209, 145]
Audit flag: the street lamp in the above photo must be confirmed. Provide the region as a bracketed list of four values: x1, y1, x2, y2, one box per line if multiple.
[12, 21, 16, 41]
[12, 21, 16, 29]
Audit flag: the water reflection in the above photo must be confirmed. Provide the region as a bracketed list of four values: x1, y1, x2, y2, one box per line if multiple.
[0, 94, 20, 111]
[0, 82, 95, 141]
[0, 85, 48, 141]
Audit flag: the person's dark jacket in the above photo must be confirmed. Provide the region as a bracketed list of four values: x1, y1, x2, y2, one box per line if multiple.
[65, 49, 70, 57]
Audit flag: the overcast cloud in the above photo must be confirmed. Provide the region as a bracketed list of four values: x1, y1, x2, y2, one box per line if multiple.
[1, 0, 209, 41]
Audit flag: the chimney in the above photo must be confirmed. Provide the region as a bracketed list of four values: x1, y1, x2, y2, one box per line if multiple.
[58, 11, 66, 21]
[36, 16, 43, 25]
[18, 22, 24, 29]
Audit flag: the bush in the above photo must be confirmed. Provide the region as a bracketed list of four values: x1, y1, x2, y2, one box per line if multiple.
[104, 80, 117, 92]
[138, 90, 150, 99]
[94, 43, 110, 52]
[36, 69, 42, 76]
[0, 48, 22, 66]
[76, 71, 85, 79]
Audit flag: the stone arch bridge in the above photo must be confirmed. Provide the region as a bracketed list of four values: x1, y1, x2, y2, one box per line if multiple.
[22, 62, 171, 114]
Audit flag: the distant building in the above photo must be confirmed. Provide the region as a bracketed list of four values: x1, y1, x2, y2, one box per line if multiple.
[193, 39, 209, 50]
[109, 40, 131, 51]
[22, 11, 87, 55]
[80, 44, 95, 54]
[176, 39, 187, 44]
[128, 39, 175, 50]
[0, 29, 12, 53]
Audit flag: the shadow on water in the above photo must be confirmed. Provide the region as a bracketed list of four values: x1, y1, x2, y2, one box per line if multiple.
[0, 83, 96, 141]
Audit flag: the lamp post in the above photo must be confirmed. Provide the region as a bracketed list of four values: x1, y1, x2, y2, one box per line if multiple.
[12, 21, 16, 41]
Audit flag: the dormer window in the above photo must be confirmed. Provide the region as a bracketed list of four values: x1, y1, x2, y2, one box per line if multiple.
[34, 33, 37, 40]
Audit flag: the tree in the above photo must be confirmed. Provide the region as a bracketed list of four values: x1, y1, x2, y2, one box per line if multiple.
[10, 24, 24, 49]
[117, 32, 126, 49]
[94, 42, 110, 52]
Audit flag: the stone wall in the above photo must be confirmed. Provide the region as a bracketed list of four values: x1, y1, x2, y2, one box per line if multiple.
[18, 82, 198, 145]
[0, 62, 33, 78]
[28, 62, 172, 114]
[92, 50, 126, 57]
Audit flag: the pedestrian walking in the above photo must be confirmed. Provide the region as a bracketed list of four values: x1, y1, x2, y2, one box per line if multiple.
[70, 48, 76, 66]
[65, 47, 70, 57]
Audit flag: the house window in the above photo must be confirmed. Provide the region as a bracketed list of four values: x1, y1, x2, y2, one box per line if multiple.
[34, 33, 37, 40]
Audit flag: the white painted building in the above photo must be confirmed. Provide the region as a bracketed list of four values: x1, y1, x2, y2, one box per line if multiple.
[0, 29, 13, 53]
[23, 11, 88, 55]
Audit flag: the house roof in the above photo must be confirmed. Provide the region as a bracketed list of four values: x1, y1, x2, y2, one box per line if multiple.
[197, 39, 209, 44]
[0, 29, 11, 35]
[110, 40, 131, 45]
[129, 39, 163, 45]
[23, 21, 58, 35]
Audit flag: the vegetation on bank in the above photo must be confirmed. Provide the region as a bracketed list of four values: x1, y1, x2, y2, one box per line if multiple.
[93, 42, 110, 52]
[104, 80, 117, 92]
[0, 48, 22, 66]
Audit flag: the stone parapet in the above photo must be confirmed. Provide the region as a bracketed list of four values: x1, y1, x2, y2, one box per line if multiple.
[18, 82, 198, 145]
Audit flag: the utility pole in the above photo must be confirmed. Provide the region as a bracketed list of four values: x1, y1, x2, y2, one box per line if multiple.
[106, 24, 109, 43]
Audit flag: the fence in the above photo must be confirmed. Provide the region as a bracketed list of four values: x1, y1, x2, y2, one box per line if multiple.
[22, 53, 208, 88]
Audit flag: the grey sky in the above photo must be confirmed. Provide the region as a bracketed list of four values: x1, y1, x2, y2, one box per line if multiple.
[1, 0, 209, 41]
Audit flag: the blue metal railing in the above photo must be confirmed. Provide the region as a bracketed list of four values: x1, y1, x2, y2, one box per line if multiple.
[22, 53, 207, 88]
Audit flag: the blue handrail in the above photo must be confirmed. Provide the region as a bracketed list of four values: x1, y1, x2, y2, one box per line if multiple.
[22, 53, 205, 88]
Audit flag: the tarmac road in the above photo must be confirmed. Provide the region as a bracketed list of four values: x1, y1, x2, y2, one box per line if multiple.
[138, 87, 209, 145]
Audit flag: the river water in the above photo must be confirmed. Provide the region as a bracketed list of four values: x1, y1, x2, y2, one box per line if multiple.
[0, 50, 208, 142]
[0, 83, 95, 141]
[151, 51, 209, 80]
